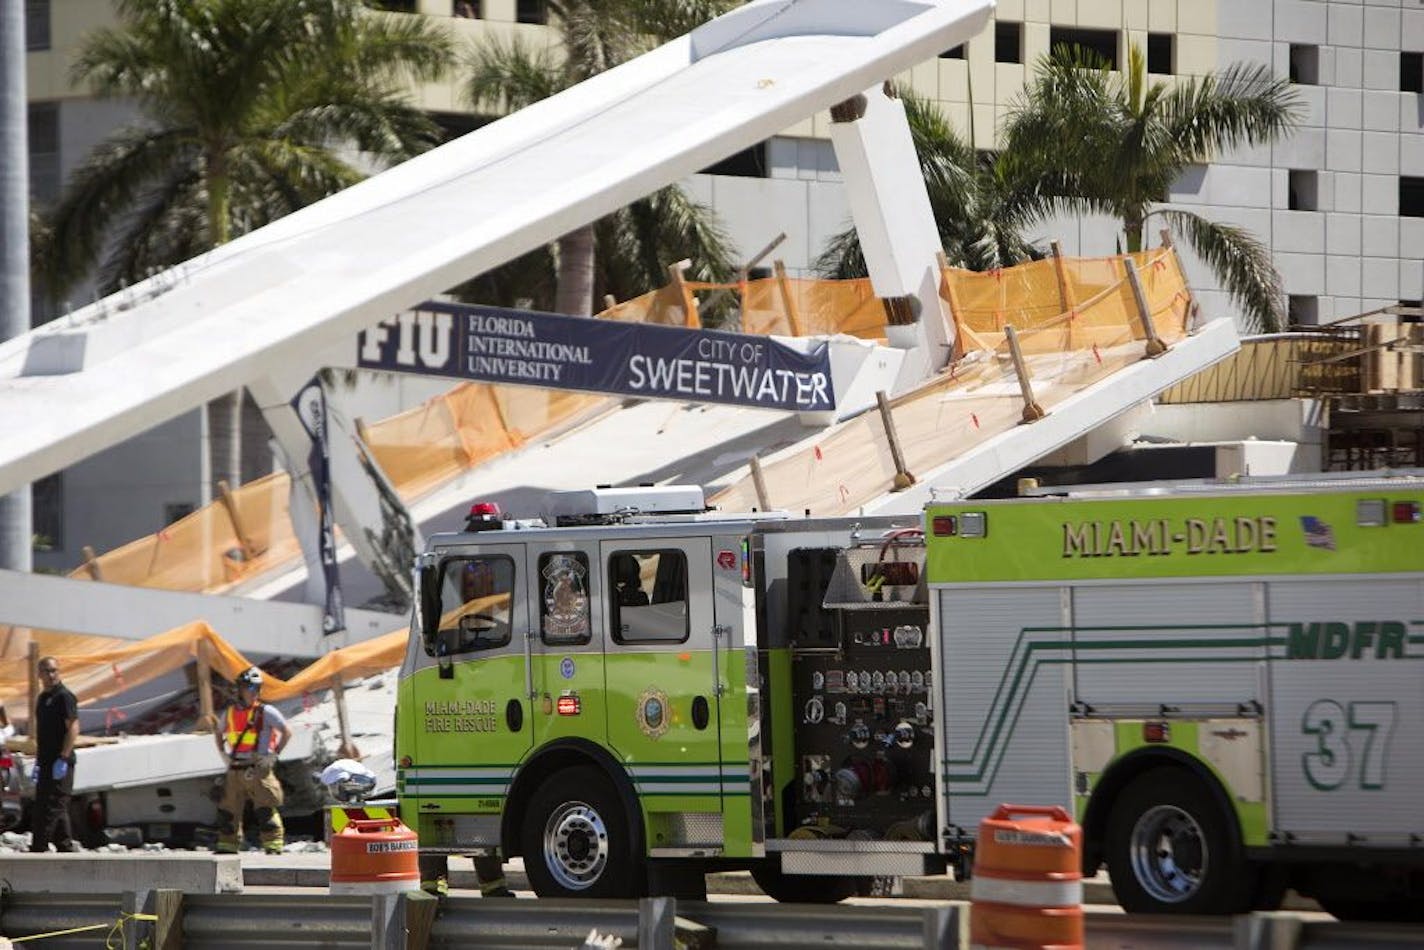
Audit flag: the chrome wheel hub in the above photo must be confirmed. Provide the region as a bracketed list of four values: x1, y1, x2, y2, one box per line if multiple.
[543, 801, 609, 891]
[1130, 804, 1207, 904]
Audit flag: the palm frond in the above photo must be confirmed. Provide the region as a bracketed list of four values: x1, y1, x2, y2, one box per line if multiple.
[464, 34, 565, 112]
[1164, 62, 1302, 159]
[40, 127, 198, 296]
[1155, 208, 1285, 332]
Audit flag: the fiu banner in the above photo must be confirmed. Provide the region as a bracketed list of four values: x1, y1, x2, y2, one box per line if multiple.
[356, 301, 836, 412]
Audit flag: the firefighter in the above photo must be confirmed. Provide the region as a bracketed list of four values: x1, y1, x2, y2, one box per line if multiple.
[214, 666, 291, 854]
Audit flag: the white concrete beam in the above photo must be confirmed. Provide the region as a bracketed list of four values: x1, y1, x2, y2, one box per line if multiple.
[0, 569, 402, 655]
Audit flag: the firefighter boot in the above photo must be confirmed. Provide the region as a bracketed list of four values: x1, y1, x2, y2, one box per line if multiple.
[215, 809, 241, 855]
[255, 806, 284, 854]
[419, 854, 450, 900]
[475, 856, 514, 897]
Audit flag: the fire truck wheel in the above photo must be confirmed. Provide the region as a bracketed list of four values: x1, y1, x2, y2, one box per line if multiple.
[1105, 766, 1252, 915]
[749, 861, 866, 903]
[522, 765, 638, 899]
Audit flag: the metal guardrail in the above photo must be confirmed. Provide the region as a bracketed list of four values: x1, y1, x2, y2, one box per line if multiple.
[3, 891, 1421, 950]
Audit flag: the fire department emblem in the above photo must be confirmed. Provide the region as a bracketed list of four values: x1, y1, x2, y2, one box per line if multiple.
[541, 554, 590, 639]
[636, 687, 670, 739]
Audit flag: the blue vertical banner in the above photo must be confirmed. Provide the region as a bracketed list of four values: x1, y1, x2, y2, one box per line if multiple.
[291, 377, 345, 635]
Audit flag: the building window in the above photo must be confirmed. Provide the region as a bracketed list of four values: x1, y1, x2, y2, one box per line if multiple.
[1400, 176, 1424, 217]
[1288, 170, 1319, 211]
[995, 21, 1022, 64]
[700, 142, 767, 178]
[1290, 45, 1319, 85]
[1402, 52, 1423, 94]
[940, 44, 966, 60]
[1147, 32, 1174, 75]
[32, 473, 62, 552]
[608, 550, 689, 644]
[1050, 27, 1119, 69]
[1288, 295, 1319, 326]
[27, 103, 60, 207]
[516, 0, 547, 24]
[25, 0, 49, 51]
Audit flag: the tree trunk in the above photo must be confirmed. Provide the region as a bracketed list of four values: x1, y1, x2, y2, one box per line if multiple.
[1123, 212, 1145, 254]
[555, 224, 596, 316]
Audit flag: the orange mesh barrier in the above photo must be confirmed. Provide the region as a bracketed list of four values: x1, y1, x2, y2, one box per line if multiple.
[363, 382, 607, 500]
[0, 620, 409, 712]
[710, 249, 1192, 516]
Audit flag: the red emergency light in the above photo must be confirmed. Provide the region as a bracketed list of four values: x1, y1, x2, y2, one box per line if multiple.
[557, 695, 581, 716]
[1393, 501, 1421, 524]
[465, 501, 504, 532]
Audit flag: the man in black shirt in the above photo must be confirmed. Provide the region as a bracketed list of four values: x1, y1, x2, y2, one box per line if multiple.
[29, 656, 79, 853]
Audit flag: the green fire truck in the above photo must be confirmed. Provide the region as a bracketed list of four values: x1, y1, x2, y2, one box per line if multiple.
[395, 474, 1424, 918]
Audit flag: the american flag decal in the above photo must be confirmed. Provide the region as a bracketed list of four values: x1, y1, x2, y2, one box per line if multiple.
[1300, 515, 1336, 551]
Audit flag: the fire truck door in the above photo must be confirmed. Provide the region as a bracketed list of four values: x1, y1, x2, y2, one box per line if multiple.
[525, 541, 606, 752]
[409, 545, 532, 818]
[599, 538, 726, 813]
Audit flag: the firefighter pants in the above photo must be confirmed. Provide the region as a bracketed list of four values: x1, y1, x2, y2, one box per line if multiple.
[217, 759, 284, 854]
[419, 854, 511, 897]
[29, 756, 76, 853]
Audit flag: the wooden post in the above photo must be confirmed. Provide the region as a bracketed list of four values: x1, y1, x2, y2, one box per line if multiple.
[217, 480, 259, 560]
[1124, 258, 1169, 358]
[666, 259, 700, 328]
[153, 889, 184, 950]
[1005, 326, 1047, 423]
[1159, 226, 1199, 330]
[773, 260, 803, 336]
[405, 890, 438, 950]
[27, 640, 39, 738]
[333, 676, 359, 759]
[876, 391, 916, 490]
[937, 250, 965, 359]
[194, 639, 216, 734]
[748, 456, 771, 511]
[80, 545, 103, 581]
[1050, 240, 1075, 313]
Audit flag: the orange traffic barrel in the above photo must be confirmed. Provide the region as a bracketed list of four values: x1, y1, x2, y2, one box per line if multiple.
[329, 816, 421, 895]
[970, 803, 1083, 950]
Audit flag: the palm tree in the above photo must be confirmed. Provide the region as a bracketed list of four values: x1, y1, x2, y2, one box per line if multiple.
[38, 0, 453, 489]
[463, 0, 737, 317]
[1001, 44, 1302, 331]
[816, 89, 1042, 279]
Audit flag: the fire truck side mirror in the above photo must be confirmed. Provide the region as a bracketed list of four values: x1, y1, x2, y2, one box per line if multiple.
[417, 562, 441, 649]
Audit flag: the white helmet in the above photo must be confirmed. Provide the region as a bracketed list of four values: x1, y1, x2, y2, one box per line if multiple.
[236, 666, 263, 690]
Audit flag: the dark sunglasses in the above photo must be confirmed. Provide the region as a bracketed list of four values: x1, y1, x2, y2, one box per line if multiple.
[39, 667, 59, 674]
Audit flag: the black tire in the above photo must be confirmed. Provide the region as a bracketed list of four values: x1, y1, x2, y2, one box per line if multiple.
[749, 861, 865, 903]
[521, 765, 640, 899]
[1105, 766, 1253, 915]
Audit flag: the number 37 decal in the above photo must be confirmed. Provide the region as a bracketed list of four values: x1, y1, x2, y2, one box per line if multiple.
[1300, 699, 1397, 791]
